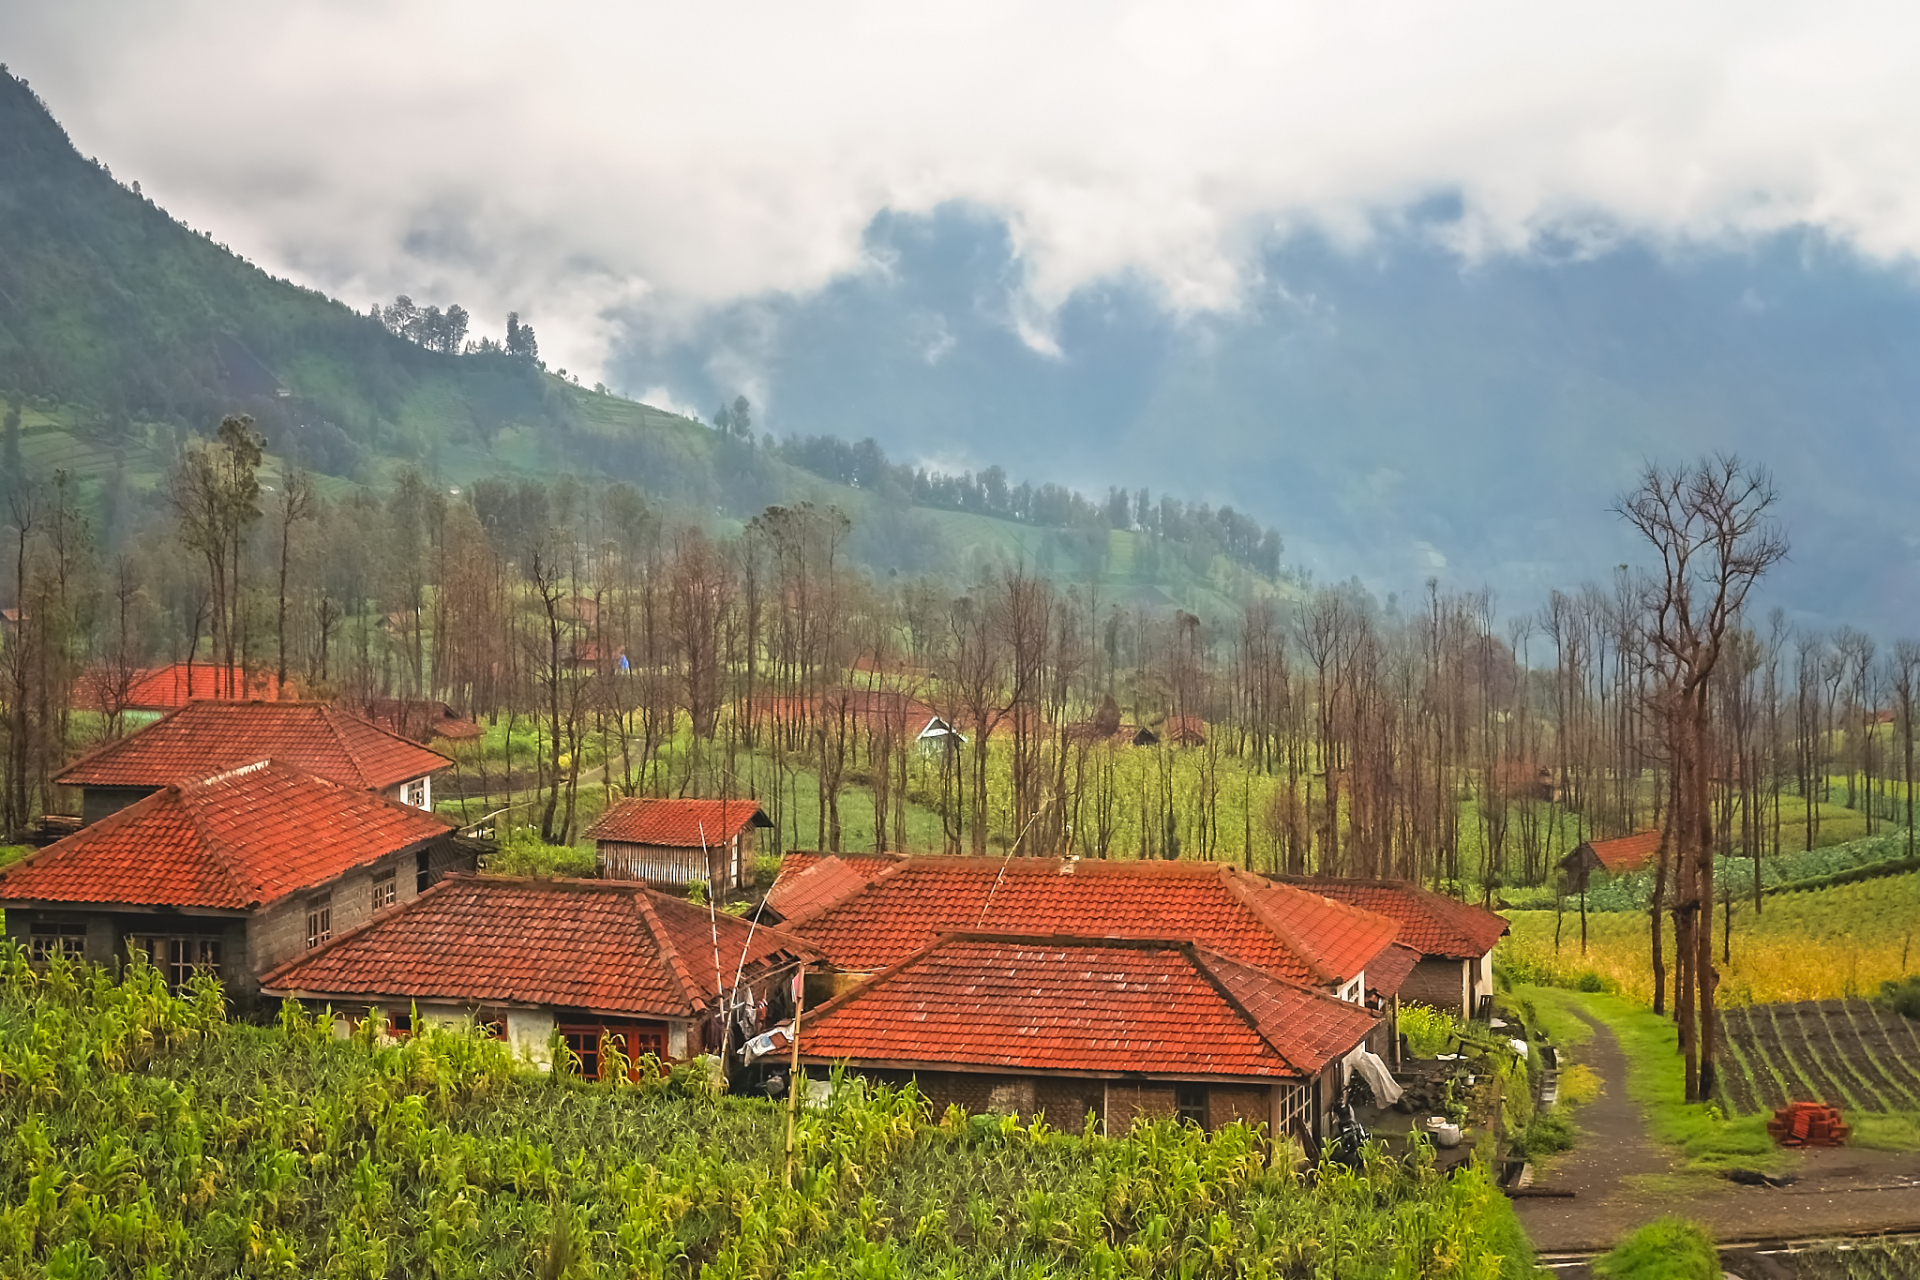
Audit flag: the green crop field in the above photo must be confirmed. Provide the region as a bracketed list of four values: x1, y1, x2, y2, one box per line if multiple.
[0, 949, 1539, 1279]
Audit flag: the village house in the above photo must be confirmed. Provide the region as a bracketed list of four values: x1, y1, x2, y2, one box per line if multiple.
[1557, 830, 1663, 890]
[0, 760, 467, 999]
[587, 797, 772, 893]
[357, 698, 484, 744]
[796, 932, 1381, 1142]
[54, 700, 451, 825]
[261, 875, 819, 1076]
[1269, 877, 1509, 1017]
[766, 854, 1402, 1004]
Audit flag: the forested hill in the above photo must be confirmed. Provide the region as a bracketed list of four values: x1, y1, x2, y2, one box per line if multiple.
[0, 66, 1287, 609]
[0, 66, 579, 472]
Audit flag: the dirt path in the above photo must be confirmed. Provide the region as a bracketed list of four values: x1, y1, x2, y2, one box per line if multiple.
[1517, 1008, 1920, 1256]
[1514, 1010, 1678, 1252]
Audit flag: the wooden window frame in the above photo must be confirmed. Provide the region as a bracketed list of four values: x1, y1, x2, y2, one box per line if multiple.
[372, 869, 397, 911]
[127, 934, 222, 991]
[27, 923, 86, 964]
[305, 897, 333, 950]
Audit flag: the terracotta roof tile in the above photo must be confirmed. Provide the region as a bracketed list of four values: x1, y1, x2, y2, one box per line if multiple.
[782, 856, 1399, 988]
[1271, 877, 1509, 959]
[261, 876, 819, 1018]
[1581, 830, 1664, 873]
[798, 934, 1378, 1079]
[767, 851, 901, 916]
[0, 760, 452, 911]
[765, 855, 880, 919]
[1364, 943, 1423, 998]
[586, 798, 770, 847]
[75, 664, 283, 713]
[56, 702, 450, 792]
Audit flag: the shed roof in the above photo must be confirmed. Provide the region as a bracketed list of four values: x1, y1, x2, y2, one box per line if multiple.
[261, 875, 818, 1019]
[0, 759, 452, 912]
[1269, 877, 1509, 959]
[779, 855, 1399, 989]
[55, 701, 450, 792]
[1570, 830, 1664, 875]
[797, 933, 1378, 1079]
[585, 798, 772, 847]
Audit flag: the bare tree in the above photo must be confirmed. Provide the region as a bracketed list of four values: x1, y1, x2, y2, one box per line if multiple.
[1618, 455, 1787, 1104]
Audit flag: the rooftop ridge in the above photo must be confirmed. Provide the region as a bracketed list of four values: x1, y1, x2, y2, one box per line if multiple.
[185, 757, 277, 790]
[1221, 869, 1337, 986]
[1186, 943, 1376, 1074]
[169, 776, 256, 906]
[633, 891, 709, 1008]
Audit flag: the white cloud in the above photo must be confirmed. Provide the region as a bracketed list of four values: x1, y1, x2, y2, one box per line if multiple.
[8, 1, 1920, 379]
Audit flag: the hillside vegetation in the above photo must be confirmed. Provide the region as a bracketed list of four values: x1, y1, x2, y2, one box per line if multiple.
[0, 66, 1290, 608]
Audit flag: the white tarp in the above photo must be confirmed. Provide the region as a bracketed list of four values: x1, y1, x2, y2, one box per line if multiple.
[1344, 1046, 1405, 1106]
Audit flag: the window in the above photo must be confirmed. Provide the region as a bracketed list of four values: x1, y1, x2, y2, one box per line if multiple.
[416, 848, 432, 894]
[388, 1010, 413, 1037]
[1175, 1084, 1208, 1128]
[560, 1027, 603, 1080]
[127, 935, 221, 991]
[306, 897, 333, 950]
[27, 923, 85, 963]
[372, 870, 397, 911]
[403, 778, 428, 809]
[558, 1023, 668, 1081]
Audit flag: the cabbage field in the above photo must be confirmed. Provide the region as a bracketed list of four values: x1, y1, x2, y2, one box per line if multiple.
[0, 945, 1539, 1279]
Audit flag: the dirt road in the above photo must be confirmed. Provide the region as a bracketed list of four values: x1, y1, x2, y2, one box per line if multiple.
[1515, 1009, 1920, 1255]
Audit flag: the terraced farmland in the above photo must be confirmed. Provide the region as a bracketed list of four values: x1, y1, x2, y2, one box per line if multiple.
[1716, 999, 1920, 1116]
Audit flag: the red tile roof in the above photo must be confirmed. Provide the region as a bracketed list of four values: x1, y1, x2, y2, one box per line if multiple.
[1272, 878, 1509, 959]
[0, 760, 452, 911]
[74, 663, 282, 713]
[1365, 943, 1423, 998]
[261, 875, 819, 1019]
[127, 663, 282, 710]
[780, 856, 1399, 988]
[765, 855, 880, 920]
[1582, 830, 1663, 874]
[55, 702, 450, 792]
[767, 851, 901, 916]
[798, 934, 1379, 1079]
[586, 798, 771, 847]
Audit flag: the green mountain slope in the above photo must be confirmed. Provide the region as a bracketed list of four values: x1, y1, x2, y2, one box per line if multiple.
[0, 67, 1289, 612]
[0, 67, 570, 470]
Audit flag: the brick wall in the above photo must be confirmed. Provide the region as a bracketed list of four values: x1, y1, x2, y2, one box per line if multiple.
[1399, 958, 1468, 1013]
[249, 839, 465, 982]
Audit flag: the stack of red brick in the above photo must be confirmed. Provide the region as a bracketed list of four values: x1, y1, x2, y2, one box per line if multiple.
[1768, 1101, 1849, 1147]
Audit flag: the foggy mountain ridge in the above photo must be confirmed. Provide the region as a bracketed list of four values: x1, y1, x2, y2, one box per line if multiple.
[611, 206, 1920, 634]
[0, 67, 1286, 615]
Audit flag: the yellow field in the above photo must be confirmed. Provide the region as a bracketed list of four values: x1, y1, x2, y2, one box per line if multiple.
[1501, 870, 1920, 1005]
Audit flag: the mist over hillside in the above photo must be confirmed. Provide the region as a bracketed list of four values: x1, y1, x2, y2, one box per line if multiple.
[611, 210, 1920, 632]
[0, 68, 1288, 615]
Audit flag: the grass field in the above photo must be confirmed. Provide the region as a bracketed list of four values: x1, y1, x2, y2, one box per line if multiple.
[1501, 867, 1920, 1005]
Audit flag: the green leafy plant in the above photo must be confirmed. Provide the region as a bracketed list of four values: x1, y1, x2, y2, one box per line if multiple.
[1593, 1217, 1718, 1280]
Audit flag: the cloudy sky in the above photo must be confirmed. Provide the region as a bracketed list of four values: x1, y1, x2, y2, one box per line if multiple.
[9, 2, 1920, 373]
[7, 1, 1920, 620]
